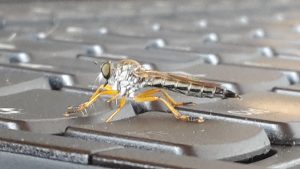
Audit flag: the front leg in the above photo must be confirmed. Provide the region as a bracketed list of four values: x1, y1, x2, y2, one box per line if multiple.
[65, 89, 119, 116]
[105, 96, 127, 122]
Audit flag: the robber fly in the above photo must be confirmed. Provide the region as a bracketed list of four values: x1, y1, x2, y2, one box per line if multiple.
[64, 59, 240, 123]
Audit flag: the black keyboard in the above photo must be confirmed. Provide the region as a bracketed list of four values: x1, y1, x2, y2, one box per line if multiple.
[1, 0, 300, 168]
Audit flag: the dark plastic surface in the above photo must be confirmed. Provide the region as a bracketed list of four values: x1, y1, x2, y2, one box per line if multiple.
[93, 149, 261, 169]
[0, 89, 136, 133]
[65, 112, 271, 161]
[177, 92, 300, 145]
[0, 128, 122, 164]
[0, 0, 300, 168]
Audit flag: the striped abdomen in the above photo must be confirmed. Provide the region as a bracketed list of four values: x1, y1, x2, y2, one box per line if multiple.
[145, 77, 238, 99]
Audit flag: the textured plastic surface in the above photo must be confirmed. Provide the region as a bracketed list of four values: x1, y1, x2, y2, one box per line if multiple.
[178, 92, 300, 145]
[65, 112, 271, 161]
[0, 89, 136, 133]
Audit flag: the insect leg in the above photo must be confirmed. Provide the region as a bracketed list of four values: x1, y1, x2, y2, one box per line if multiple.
[105, 96, 127, 122]
[136, 89, 193, 107]
[106, 94, 119, 103]
[65, 84, 113, 116]
[134, 95, 204, 123]
[89, 84, 113, 101]
[65, 90, 119, 116]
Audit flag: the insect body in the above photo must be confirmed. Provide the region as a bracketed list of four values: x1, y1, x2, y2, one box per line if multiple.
[65, 59, 240, 123]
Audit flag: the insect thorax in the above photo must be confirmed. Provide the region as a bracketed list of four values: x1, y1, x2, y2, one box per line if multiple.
[108, 63, 145, 97]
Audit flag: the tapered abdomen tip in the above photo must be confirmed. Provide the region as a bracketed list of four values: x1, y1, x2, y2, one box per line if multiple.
[225, 90, 240, 99]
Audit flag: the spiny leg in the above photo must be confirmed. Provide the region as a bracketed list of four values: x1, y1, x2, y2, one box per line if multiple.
[106, 94, 119, 103]
[88, 84, 113, 103]
[134, 95, 204, 123]
[65, 90, 119, 116]
[72, 84, 113, 111]
[80, 90, 119, 111]
[105, 96, 127, 122]
[85, 85, 114, 111]
[65, 84, 113, 116]
[136, 89, 193, 107]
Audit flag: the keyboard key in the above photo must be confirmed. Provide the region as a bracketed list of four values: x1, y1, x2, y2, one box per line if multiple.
[0, 49, 30, 63]
[0, 89, 136, 133]
[6, 37, 103, 58]
[0, 56, 104, 89]
[254, 146, 300, 169]
[93, 149, 262, 169]
[159, 43, 271, 64]
[0, 63, 75, 87]
[243, 57, 300, 72]
[0, 68, 63, 95]
[0, 151, 103, 169]
[0, 77, 51, 96]
[28, 57, 110, 88]
[0, 30, 15, 41]
[173, 64, 289, 94]
[0, 68, 43, 88]
[176, 92, 300, 145]
[0, 128, 121, 164]
[273, 84, 300, 96]
[242, 58, 300, 83]
[48, 32, 154, 51]
[65, 112, 271, 161]
[0, 62, 67, 94]
[79, 48, 217, 71]
[224, 39, 300, 56]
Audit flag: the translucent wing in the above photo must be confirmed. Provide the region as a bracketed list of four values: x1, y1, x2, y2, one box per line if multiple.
[134, 69, 219, 88]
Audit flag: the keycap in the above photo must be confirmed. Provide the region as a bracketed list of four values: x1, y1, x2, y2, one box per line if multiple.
[28, 57, 109, 88]
[254, 146, 300, 169]
[0, 151, 104, 169]
[0, 20, 54, 38]
[0, 68, 43, 87]
[0, 128, 122, 164]
[0, 56, 102, 89]
[65, 112, 271, 161]
[0, 77, 51, 96]
[176, 92, 300, 145]
[0, 49, 31, 63]
[48, 32, 154, 51]
[242, 58, 300, 83]
[0, 141, 261, 169]
[224, 39, 300, 56]
[0, 30, 13, 41]
[0, 65, 65, 94]
[173, 64, 289, 94]
[0, 89, 136, 133]
[7, 37, 103, 58]
[243, 58, 300, 72]
[159, 42, 272, 64]
[0, 63, 75, 87]
[80, 48, 218, 71]
[273, 84, 300, 96]
[31, 57, 100, 74]
[93, 149, 262, 169]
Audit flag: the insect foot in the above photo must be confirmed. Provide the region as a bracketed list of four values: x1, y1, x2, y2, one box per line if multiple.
[173, 102, 195, 107]
[176, 114, 204, 123]
[64, 105, 86, 117]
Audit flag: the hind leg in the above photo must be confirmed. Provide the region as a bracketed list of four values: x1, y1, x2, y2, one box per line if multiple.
[136, 89, 194, 107]
[134, 95, 204, 123]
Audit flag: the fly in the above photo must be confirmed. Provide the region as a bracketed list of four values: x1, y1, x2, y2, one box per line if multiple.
[64, 59, 240, 123]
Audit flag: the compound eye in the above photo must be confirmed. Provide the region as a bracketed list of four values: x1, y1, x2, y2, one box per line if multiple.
[101, 62, 111, 79]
